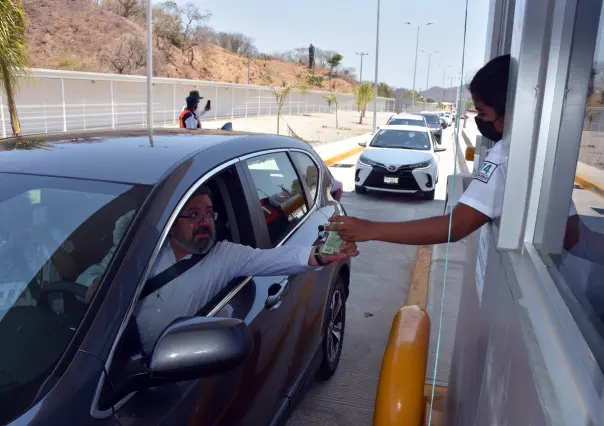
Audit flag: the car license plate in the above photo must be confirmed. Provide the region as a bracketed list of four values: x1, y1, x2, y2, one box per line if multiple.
[384, 176, 399, 184]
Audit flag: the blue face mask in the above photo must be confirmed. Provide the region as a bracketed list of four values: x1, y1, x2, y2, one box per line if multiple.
[475, 117, 503, 142]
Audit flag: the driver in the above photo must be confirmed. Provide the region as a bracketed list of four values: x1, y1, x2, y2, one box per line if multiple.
[86, 186, 358, 353]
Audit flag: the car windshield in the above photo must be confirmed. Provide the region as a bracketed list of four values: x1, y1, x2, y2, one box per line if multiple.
[0, 173, 149, 425]
[421, 114, 440, 125]
[370, 129, 431, 150]
[387, 118, 425, 126]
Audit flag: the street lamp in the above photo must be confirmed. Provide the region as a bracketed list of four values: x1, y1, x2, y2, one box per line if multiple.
[356, 52, 369, 82]
[421, 49, 439, 97]
[372, 0, 381, 134]
[405, 22, 433, 112]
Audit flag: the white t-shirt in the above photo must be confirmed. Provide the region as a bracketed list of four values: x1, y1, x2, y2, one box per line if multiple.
[459, 142, 577, 219]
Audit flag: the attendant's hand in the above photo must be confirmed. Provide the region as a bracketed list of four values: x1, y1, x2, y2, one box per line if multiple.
[324, 216, 376, 242]
[318, 241, 359, 264]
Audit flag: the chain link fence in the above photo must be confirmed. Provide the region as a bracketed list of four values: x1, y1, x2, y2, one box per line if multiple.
[0, 69, 397, 137]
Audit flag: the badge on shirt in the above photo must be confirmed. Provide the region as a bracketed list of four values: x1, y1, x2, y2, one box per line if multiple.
[475, 161, 498, 183]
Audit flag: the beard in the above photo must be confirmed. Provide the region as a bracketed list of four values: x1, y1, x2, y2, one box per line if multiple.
[172, 225, 216, 256]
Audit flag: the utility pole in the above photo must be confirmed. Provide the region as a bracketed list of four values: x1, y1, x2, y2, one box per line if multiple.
[440, 65, 451, 103]
[405, 22, 433, 112]
[372, 0, 381, 134]
[448, 76, 455, 102]
[356, 52, 369, 82]
[421, 49, 439, 96]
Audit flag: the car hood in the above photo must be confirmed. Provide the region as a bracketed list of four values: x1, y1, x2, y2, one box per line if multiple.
[362, 147, 433, 166]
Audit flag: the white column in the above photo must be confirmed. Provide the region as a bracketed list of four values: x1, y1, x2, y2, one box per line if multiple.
[231, 87, 234, 119]
[42, 78, 48, 133]
[258, 88, 261, 116]
[146, 0, 153, 137]
[214, 86, 218, 123]
[172, 83, 177, 125]
[110, 80, 116, 129]
[245, 88, 248, 117]
[372, 0, 381, 133]
[61, 78, 67, 132]
[83, 97, 87, 130]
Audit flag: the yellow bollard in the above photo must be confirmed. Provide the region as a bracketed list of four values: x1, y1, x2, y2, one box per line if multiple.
[465, 147, 475, 162]
[373, 305, 431, 426]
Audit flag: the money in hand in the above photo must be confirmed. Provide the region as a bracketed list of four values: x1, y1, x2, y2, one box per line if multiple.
[320, 231, 343, 255]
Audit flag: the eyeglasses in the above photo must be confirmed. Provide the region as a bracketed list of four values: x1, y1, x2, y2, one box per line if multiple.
[178, 212, 219, 223]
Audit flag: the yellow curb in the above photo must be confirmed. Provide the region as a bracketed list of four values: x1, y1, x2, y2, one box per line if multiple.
[406, 245, 433, 310]
[575, 174, 604, 199]
[322, 145, 365, 167]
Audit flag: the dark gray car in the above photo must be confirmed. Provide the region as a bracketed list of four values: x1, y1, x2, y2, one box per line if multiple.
[419, 112, 443, 144]
[0, 130, 351, 426]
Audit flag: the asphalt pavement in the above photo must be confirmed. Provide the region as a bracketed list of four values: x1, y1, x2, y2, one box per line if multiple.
[286, 126, 457, 425]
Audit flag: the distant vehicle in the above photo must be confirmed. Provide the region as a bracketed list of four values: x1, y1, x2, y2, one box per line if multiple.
[443, 111, 453, 126]
[386, 113, 428, 128]
[418, 111, 443, 143]
[437, 111, 451, 127]
[0, 129, 351, 426]
[354, 125, 447, 200]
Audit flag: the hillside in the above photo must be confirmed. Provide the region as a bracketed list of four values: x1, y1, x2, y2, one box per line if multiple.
[23, 0, 356, 92]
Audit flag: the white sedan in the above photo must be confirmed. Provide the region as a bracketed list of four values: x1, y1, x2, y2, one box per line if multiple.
[354, 125, 446, 200]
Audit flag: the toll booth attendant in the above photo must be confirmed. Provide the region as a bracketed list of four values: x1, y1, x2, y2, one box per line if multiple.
[326, 54, 592, 256]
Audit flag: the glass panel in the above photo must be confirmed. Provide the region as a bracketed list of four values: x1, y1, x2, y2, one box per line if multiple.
[369, 128, 431, 150]
[246, 152, 308, 245]
[291, 152, 319, 203]
[387, 118, 426, 127]
[0, 173, 148, 425]
[538, 5, 604, 373]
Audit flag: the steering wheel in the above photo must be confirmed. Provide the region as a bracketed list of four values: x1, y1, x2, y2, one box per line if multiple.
[36, 280, 88, 310]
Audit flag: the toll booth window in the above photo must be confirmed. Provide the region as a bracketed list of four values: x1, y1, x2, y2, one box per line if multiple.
[538, 8, 604, 373]
[246, 152, 308, 245]
[291, 152, 319, 203]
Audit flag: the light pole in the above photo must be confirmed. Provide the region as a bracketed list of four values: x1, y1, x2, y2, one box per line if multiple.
[372, 0, 381, 134]
[421, 49, 439, 96]
[405, 22, 432, 112]
[356, 52, 369, 82]
[439, 65, 451, 103]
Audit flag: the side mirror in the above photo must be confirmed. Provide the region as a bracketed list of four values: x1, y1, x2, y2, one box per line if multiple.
[435, 146, 447, 152]
[99, 317, 252, 408]
[220, 122, 233, 131]
[150, 317, 252, 380]
[358, 142, 367, 147]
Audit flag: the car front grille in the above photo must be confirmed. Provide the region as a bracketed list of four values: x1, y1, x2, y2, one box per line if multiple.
[364, 166, 420, 191]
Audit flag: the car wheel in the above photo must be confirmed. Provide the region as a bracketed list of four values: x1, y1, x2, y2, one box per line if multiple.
[317, 276, 346, 380]
[355, 185, 367, 194]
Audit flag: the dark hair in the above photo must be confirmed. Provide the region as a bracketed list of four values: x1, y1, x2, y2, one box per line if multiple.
[186, 95, 199, 110]
[192, 185, 212, 200]
[469, 54, 510, 116]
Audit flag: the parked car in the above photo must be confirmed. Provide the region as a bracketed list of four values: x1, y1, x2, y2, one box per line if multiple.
[0, 129, 351, 426]
[354, 125, 446, 200]
[418, 111, 443, 143]
[386, 113, 428, 128]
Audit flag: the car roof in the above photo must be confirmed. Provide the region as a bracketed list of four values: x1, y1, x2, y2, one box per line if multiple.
[388, 113, 425, 119]
[0, 129, 306, 185]
[380, 125, 430, 132]
[419, 111, 438, 116]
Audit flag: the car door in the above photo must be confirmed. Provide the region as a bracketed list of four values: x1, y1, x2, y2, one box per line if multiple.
[238, 150, 341, 394]
[95, 161, 295, 426]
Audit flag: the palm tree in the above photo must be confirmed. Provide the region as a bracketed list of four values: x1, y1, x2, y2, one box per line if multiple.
[324, 92, 339, 128]
[0, 0, 28, 136]
[354, 82, 374, 124]
[272, 83, 307, 135]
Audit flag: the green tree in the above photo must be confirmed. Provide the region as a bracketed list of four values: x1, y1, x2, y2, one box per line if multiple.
[0, 0, 28, 136]
[378, 82, 395, 98]
[354, 82, 374, 124]
[324, 92, 339, 128]
[272, 83, 308, 135]
[327, 53, 343, 89]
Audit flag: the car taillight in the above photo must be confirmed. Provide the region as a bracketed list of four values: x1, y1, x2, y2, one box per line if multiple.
[331, 180, 344, 201]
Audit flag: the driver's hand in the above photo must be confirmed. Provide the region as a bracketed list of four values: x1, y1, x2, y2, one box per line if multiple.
[85, 276, 101, 304]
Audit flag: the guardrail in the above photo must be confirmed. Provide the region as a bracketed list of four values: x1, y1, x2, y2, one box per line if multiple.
[373, 305, 431, 426]
[0, 68, 397, 137]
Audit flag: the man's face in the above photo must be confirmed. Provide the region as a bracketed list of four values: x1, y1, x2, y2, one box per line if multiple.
[170, 194, 216, 255]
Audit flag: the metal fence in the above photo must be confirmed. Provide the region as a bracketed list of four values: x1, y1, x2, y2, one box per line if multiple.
[0, 69, 397, 137]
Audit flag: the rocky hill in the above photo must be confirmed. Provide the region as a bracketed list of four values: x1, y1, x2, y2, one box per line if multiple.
[23, 0, 356, 92]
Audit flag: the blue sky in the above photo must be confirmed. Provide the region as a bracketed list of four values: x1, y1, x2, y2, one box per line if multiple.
[173, 0, 490, 90]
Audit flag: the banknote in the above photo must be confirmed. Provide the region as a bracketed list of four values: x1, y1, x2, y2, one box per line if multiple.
[320, 231, 343, 255]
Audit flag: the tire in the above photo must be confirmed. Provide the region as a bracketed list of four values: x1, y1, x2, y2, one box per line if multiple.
[355, 185, 367, 194]
[317, 276, 347, 380]
[421, 189, 435, 200]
